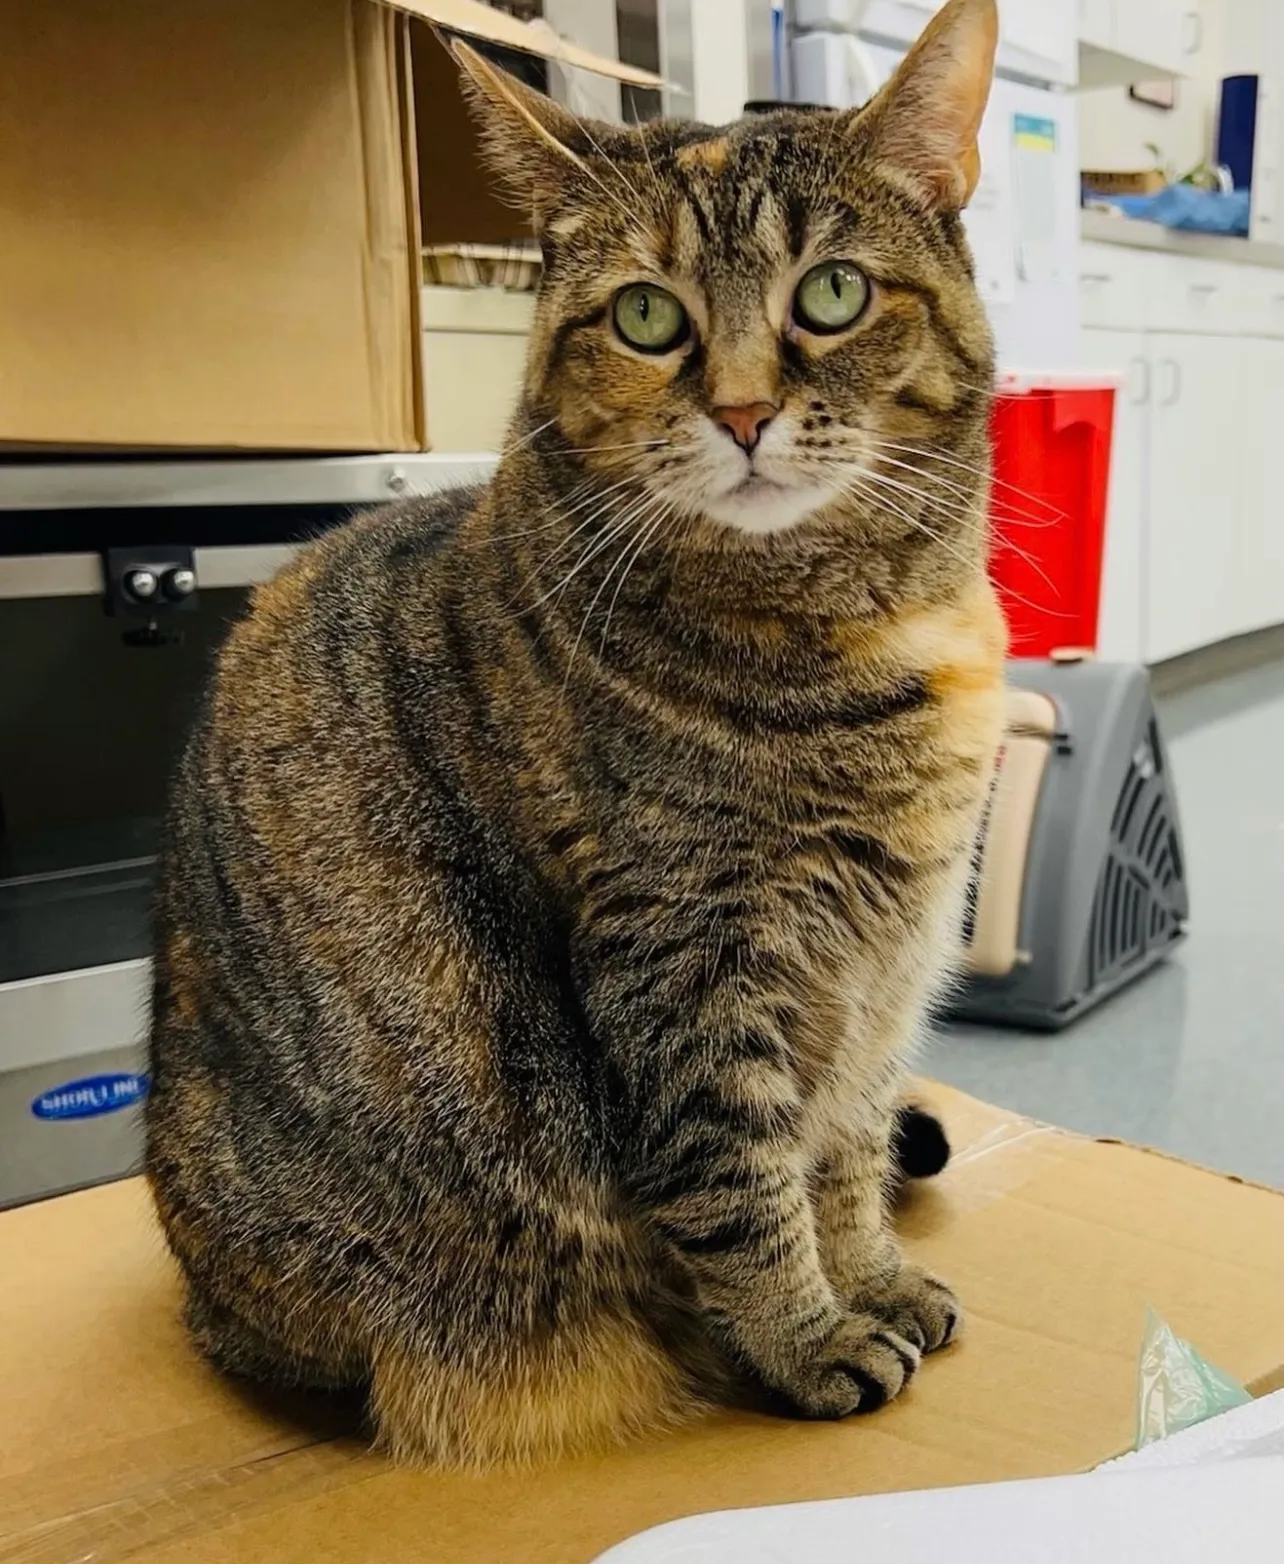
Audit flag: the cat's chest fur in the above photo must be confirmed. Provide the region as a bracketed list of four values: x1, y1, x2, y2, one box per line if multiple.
[708, 584, 1005, 887]
[554, 583, 1005, 1100]
[688, 586, 1005, 1097]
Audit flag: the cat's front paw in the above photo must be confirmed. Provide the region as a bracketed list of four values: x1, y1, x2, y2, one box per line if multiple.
[858, 1263, 962, 1354]
[772, 1313, 923, 1420]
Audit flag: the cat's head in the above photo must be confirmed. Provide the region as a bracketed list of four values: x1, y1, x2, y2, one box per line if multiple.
[455, 0, 998, 542]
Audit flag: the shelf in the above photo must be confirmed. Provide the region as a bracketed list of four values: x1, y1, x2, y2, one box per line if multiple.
[0, 452, 496, 513]
[0, 452, 498, 598]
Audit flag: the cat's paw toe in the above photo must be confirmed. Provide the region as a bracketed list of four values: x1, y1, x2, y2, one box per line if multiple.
[860, 1265, 961, 1355]
[775, 1314, 922, 1420]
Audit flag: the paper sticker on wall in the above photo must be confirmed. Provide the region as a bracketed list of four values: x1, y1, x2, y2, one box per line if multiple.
[1013, 113, 1063, 286]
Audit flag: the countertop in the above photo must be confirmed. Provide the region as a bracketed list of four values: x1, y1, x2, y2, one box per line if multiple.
[1081, 209, 1284, 270]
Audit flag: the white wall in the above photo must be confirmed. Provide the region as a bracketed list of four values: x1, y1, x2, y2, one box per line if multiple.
[1077, 0, 1226, 176]
[1222, 0, 1284, 71]
[689, 0, 751, 123]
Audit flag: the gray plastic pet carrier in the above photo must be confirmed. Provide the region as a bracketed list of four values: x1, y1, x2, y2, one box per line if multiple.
[951, 657, 1188, 1030]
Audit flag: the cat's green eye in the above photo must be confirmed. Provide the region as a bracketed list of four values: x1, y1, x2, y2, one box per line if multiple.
[793, 261, 871, 334]
[613, 284, 689, 354]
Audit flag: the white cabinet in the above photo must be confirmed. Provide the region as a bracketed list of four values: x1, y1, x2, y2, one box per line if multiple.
[1235, 337, 1284, 637]
[1113, 0, 1196, 79]
[1257, 342, 1284, 632]
[1080, 329, 1149, 663]
[1145, 334, 1244, 660]
[1077, 0, 1114, 53]
[1077, 243, 1284, 665]
[999, 0, 1078, 82]
[1078, 0, 1202, 87]
[859, 0, 1078, 86]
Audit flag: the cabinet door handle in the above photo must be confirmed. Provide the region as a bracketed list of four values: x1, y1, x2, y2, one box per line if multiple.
[1157, 358, 1182, 406]
[1129, 355, 1152, 406]
[1182, 9, 1204, 55]
[1189, 282, 1218, 297]
[1081, 272, 1113, 285]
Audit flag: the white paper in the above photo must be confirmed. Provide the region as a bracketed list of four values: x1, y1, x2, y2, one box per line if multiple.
[593, 1458, 1284, 1563]
[963, 123, 1018, 307]
[1104, 1388, 1284, 1471]
[1012, 111, 1064, 286]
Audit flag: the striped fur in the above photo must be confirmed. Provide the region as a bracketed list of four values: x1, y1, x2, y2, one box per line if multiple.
[146, 0, 1005, 1467]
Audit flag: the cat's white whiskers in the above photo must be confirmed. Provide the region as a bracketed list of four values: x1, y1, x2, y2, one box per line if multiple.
[834, 474, 976, 573]
[528, 488, 656, 617]
[494, 473, 614, 547]
[502, 479, 637, 598]
[987, 533, 1064, 598]
[870, 450, 984, 510]
[861, 451, 1064, 598]
[557, 103, 654, 236]
[553, 492, 659, 621]
[873, 438, 1066, 525]
[597, 505, 672, 658]
[839, 472, 1062, 620]
[500, 417, 557, 458]
[560, 439, 671, 455]
[560, 494, 669, 697]
[563, 494, 659, 653]
[867, 440, 1061, 533]
[633, 120, 666, 212]
[851, 464, 987, 550]
[552, 472, 639, 529]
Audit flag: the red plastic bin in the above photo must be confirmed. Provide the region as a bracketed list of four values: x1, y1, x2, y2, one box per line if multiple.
[987, 374, 1118, 658]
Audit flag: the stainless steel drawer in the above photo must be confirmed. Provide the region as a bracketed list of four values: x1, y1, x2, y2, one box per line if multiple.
[0, 959, 151, 1208]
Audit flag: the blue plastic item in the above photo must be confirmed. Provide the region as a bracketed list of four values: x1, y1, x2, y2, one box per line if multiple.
[1092, 185, 1250, 237]
[1217, 75, 1259, 193]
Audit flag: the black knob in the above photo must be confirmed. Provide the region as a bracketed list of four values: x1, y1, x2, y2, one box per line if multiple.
[124, 568, 160, 602]
[163, 566, 197, 601]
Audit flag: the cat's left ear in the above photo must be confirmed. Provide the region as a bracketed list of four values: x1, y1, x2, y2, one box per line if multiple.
[854, 0, 998, 210]
[452, 40, 602, 230]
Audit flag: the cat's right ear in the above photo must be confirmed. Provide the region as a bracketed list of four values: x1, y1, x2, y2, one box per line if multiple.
[452, 40, 593, 229]
[851, 0, 998, 211]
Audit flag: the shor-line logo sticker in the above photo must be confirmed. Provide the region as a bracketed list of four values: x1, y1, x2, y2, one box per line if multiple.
[31, 1072, 150, 1121]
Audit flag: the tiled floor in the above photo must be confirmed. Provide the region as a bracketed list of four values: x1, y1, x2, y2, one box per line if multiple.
[931, 660, 1284, 1188]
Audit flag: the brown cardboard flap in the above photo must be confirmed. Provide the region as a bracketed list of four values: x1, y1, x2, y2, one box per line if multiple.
[355, 2, 421, 449]
[388, 0, 665, 87]
[0, 0, 421, 451]
[0, 0, 649, 452]
[1, 1086, 1281, 1563]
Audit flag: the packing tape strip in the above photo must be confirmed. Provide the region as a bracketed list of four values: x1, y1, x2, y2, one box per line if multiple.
[933, 1120, 1063, 1215]
[0, 1437, 377, 1564]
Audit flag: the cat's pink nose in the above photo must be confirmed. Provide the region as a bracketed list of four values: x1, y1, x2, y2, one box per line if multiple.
[711, 402, 778, 455]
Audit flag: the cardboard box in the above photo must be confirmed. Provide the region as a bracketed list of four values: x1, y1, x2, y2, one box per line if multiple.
[0, 0, 655, 454]
[2, 1086, 1281, 1564]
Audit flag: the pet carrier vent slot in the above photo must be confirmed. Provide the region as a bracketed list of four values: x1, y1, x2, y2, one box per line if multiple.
[1087, 741, 1187, 988]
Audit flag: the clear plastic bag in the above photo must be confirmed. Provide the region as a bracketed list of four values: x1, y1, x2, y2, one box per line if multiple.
[1136, 1309, 1253, 1449]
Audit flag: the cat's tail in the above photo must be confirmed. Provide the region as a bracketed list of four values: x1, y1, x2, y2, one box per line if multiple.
[892, 1100, 951, 1182]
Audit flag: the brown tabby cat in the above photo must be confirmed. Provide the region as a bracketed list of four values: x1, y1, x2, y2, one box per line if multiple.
[146, 0, 1005, 1469]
